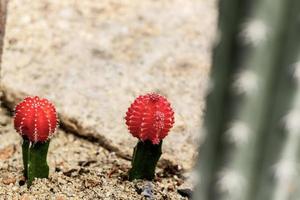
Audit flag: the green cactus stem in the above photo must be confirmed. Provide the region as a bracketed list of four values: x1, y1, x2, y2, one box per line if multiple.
[193, 0, 300, 199]
[129, 140, 162, 181]
[22, 137, 50, 187]
[22, 138, 30, 179]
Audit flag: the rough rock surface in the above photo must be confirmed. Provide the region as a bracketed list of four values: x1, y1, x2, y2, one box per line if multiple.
[1, 0, 216, 169]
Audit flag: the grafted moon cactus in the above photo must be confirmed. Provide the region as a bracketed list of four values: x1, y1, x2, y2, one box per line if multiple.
[14, 96, 58, 142]
[125, 93, 174, 144]
[125, 93, 175, 181]
[14, 96, 58, 186]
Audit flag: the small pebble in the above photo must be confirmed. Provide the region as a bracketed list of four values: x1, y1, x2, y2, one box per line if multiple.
[2, 177, 16, 185]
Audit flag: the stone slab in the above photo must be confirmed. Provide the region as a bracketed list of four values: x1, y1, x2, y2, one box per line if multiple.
[1, 0, 216, 169]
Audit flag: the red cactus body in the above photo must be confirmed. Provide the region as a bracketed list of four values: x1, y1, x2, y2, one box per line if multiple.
[14, 96, 58, 143]
[125, 93, 175, 144]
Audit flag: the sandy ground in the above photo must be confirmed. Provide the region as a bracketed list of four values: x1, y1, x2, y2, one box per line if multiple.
[1, 0, 217, 170]
[0, 107, 189, 200]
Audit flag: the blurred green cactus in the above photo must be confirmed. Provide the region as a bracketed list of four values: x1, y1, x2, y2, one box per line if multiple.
[194, 0, 300, 200]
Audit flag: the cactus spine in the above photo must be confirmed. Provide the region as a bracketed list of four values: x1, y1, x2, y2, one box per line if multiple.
[194, 0, 300, 200]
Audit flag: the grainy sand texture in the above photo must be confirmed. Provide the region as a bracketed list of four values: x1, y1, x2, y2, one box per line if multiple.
[0, 107, 186, 199]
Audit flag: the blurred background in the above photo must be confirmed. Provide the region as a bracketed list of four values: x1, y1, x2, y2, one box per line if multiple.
[195, 0, 300, 200]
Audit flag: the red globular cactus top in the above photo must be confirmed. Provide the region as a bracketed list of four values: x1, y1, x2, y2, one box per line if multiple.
[14, 96, 58, 143]
[125, 93, 175, 144]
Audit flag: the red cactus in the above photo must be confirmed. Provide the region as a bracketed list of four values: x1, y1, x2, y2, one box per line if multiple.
[125, 93, 175, 144]
[14, 96, 58, 143]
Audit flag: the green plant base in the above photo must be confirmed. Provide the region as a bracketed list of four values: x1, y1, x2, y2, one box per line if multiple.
[129, 140, 162, 181]
[22, 137, 50, 187]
